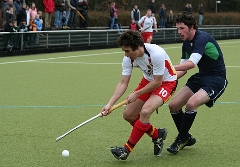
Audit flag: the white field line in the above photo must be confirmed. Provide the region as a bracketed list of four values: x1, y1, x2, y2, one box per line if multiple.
[0, 40, 240, 65]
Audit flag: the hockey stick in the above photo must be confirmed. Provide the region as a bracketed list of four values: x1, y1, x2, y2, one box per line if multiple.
[139, 25, 151, 33]
[56, 100, 127, 142]
[76, 10, 85, 21]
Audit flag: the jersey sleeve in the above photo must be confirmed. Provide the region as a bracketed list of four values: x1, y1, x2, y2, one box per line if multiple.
[138, 16, 145, 24]
[122, 56, 133, 76]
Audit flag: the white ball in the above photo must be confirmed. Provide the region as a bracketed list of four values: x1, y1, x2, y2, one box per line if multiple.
[62, 150, 69, 157]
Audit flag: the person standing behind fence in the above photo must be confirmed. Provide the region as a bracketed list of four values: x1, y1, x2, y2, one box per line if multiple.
[2, 0, 17, 30]
[43, 0, 55, 30]
[11, 20, 20, 50]
[148, 0, 156, 17]
[69, 0, 78, 28]
[54, 0, 65, 29]
[109, 2, 117, 30]
[131, 5, 140, 24]
[18, 18, 28, 49]
[25, 4, 30, 27]
[189, 4, 193, 14]
[159, 4, 166, 28]
[62, 0, 75, 29]
[77, 0, 88, 28]
[198, 3, 204, 26]
[13, 0, 21, 15]
[29, 2, 37, 20]
[138, 9, 158, 43]
[2, 19, 14, 50]
[129, 18, 138, 31]
[17, 3, 26, 26]
[35, 14, 42, 45]
[1, 0, 8, 19]
[6, 7, 13, 23]
[167, 10, 175, 28]
[29, 15, 37, 46]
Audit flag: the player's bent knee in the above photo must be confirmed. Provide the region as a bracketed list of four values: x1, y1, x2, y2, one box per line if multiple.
[186, 101, 197, 110]
[169, 102, 180, 112]
[123, 112, 136, 123]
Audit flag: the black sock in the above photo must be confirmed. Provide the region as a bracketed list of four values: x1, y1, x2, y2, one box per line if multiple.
[171, 109, 184, 133]
[179, 110, 197, 141]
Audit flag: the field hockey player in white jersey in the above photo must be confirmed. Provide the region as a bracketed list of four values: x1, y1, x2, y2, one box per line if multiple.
[100, 30, 177, 160]
[138, 9, 158, 43]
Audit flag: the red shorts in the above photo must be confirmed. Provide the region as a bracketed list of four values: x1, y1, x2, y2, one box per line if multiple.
[141, 32, 153, 42]
[134, 77, 177, 103]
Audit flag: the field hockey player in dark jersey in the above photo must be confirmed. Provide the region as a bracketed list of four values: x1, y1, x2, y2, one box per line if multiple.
[167, 12, 228, 154]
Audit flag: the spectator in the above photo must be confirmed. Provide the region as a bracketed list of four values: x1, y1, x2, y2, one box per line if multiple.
[2, 0, 17, 30]
[148, 0, 156, 17]
[69, 0, 78, 28]
[63, 0, 76, 29]
[189, 4, 193, 14]
[166, 10, 175, 28]
[35, 14, 42, 45]
[77, 0, 88, 28]
[198, 3, 204, 26]
[114, 14, 122, 34]
[1, 0, 8, 19]
[17, 3, 27, 26]
[43, 0, 55, 30]
[183, 3, 189, 12]
[13, 0, 21, 15]
[129, 18, 139, 31]
[131, 5, 140, 24]
[37, 10, 44, 30]
[25, 4, 30, 27]
[6, 7, 13, 23]
[54, 0, 65, 29]
[18, 18, 28, 48]
[29, 2, 37, 19]
[2, 19, 14, 50]
[159, 4, 166, 28]
[29, 15, 37, 46]
[109, 2, 117, 30]
[11, 20, 20, 50]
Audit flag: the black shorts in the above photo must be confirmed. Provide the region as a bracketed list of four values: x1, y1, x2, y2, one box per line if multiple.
[185, 74, 228, 107]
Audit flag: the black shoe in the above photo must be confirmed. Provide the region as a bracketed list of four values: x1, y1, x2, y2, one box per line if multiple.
[152, 128, 168, 156]
[167, 137, 183, 154]
[184, 134, 196, 147]
[167, 134, 196, 154]
[110, 146, 129, 160]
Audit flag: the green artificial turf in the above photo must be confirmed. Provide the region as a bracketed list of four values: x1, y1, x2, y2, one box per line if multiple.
[0, 39, 239, 167]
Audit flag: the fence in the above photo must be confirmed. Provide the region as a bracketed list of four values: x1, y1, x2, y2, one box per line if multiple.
[0, 27, 240, 55]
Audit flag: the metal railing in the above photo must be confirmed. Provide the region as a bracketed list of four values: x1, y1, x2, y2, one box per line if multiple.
[1, 27, 240, 51]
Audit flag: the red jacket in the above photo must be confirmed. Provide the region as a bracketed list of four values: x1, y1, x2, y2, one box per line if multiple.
[43, 0, 55, 13]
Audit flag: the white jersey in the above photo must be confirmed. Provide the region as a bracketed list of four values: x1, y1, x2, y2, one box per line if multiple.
[138, 16, 157, 32]
[122, 43, 177, 82]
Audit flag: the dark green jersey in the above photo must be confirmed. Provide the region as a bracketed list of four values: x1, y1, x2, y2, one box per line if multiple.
[182, 30, 226, 78]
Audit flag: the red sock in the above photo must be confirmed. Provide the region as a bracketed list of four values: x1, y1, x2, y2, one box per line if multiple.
[130, 114, 140, 126]
[124, 120, 151, 152]
[146, 125, 159, 139]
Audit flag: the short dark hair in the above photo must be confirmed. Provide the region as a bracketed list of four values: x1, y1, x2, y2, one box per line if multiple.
[175, 12, 198, 30]
[117, 30, 144, 51]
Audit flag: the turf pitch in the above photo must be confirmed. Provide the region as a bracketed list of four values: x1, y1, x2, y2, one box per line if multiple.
[0, 39, 239, 167]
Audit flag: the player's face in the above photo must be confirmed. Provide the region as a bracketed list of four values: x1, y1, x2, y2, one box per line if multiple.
[122, 46, 140, 60]
[146, 11, 152, 17]
[176, 22, 195, 41]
